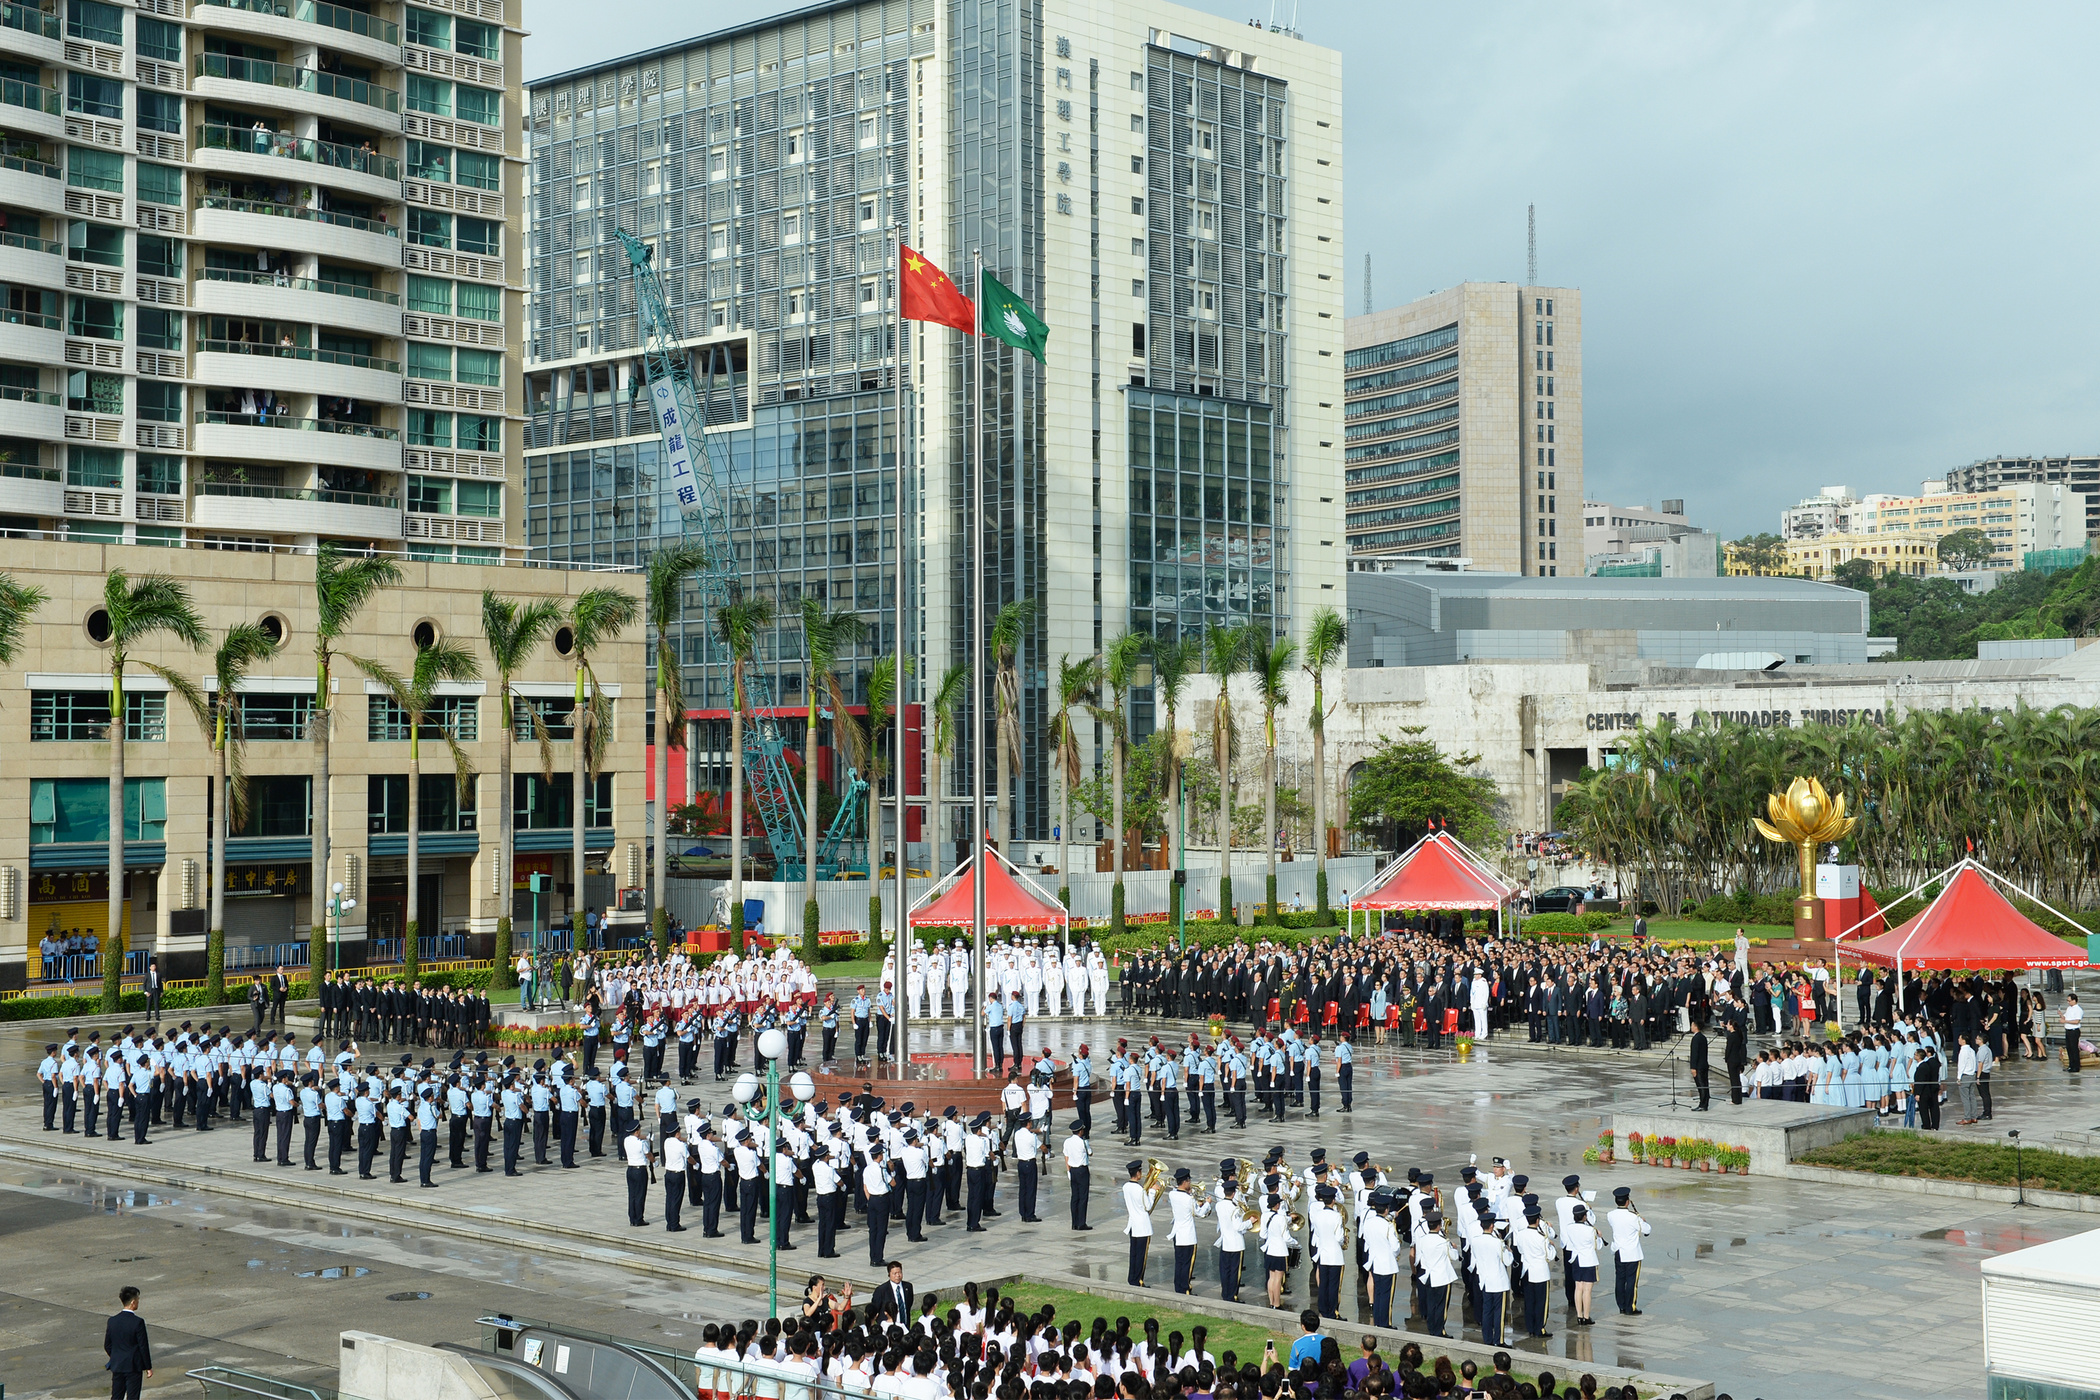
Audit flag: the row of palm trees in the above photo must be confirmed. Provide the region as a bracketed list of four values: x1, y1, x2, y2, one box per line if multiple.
[0, 551, 657, 1011]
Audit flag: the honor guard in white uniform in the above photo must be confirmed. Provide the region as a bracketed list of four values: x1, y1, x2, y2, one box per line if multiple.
[1473, 1203, 1514, 1346]
[1412, 1208, 1459, 1338]
[1213, 1176, 1250, 1303]
[1363, 1192, 1404, 1328]
[1308, 1183, 1348, 1320]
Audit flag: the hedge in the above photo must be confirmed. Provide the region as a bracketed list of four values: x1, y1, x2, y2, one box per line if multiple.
[0, 967, 509, 1023]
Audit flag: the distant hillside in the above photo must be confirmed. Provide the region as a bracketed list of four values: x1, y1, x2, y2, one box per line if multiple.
[1865, 555, 2099, 660]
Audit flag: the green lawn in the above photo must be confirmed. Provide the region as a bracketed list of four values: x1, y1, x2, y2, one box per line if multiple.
[1617, 919, 1790, 944]
[816, 959, 887, 982]
[1798, 1130, 2100, 1195]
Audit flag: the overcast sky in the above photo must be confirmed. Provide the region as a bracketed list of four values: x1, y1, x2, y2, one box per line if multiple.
[527, 1, 2100, 538]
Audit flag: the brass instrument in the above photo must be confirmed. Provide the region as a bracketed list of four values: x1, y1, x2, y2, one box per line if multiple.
[1233, 1157, 1260, 1187]
[1141, 1157, 1171, 1196]
[1287, 1209, 1307, 1233]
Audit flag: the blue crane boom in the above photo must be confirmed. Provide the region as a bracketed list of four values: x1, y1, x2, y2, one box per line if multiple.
[615, 230, 865, 881]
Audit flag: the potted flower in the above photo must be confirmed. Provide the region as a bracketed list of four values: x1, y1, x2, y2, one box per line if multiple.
[1595, 1130, 1615, 1165]
[1658, 1135, 1678, 1168]
[1455, 1031, 1475, 1060]
[1626, 1131, 1645, 1164]
[1729, 1144, 1752, 1175]
[1694, 1139, 1714, 1173]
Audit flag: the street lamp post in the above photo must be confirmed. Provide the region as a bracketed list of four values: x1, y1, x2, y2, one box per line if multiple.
[329, 882, 355, 972]
[732, 1030, 815, 1317]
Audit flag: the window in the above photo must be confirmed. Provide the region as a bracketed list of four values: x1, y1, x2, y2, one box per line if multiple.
[407, 141, 451, 183]
[407, 475, 452, 513]
[456, 283, 500, 321]
[785, 128, 804, 161]
[455, 18, 497, 58]
[1132, 197, 1144, 214]
[457, 481, 500, 517]
[368, 773, 477, 833]
[456, 85, 499, 127]
[135, 162, 182, 207]
[31, 691, 165, 742]
[858, 116, 876, 147]
[407, 275, 452, 314]
[456, 348, 500, 386]
[457, 218, 499, 256]
[513, 772, 611, 830]
[66, 372, 122, 417]
[458, 415, 499, 452]
[135, 16, 181, 60]
[407, 343, 453, 380]
[512, 696, 574, 741]
[859, 199, 876, 227]
[67, 296, 121, 340]
[456, 150, 500, 190]
[136, 382, 181, 423]
[406, 409, 452, 446]
[409, 210, 452, 248]
[782, 211, 800, 242]
[137, 91, 181, 134]
[235, 692, 310, 740]
[135, 454, 181, 495]
[406, 75, 451, 116]
[31, 777, 166, 844]
[66, 73, 122, 118]
[137, 235, 180, 279]
[368, 692, 477, 741]
[66, 0, 120, 42]
[229, 774, 311, 837]
[68, 148, 121, 192]
[405, 7, 452, 48]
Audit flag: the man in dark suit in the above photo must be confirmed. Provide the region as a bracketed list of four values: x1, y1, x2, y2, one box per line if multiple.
[269, 966, 290, 1025]
[1688, 1020, 1711, 1110]
[143, 960, 163, 1021]
[868, 1261, 912, 1322]
[104, 1285, 152, 1400]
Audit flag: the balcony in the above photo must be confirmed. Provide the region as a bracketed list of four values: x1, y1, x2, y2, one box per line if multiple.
[0, 148, 64, 216]
[193, 53, 402, 126]
[191, 481, 404, 539]
[193, 0, 400, 67]
[191, 410, 403, 473]
[193, 122, 402, 204]
[194, 335, 403, 402]
[0, 461, 63, 515]
[0, 384, 63, 442]
[195, 266, 403, 339]
[0, 305, 64, 365]
[0, 76, 64, 139]
[192, 195, 403, 270]
[2, 0, 62, 55]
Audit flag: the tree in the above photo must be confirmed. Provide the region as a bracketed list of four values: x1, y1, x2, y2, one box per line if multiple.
[797, 598, 865, 958]
[1938, 527, 1996, 572]
[1204, 622, 1250, 918]
[0, 572, 47, 667]
[1050, 652, 1099, 907]
[352, 638, 481, 984]
[1347, 726, 1503, 854]
[563, 587, 640, 949]
[1146, 635, 1199, 926]
[717, 595, 774, 952]
[309, 545, 401, 979]
[1301, 605, 1348, 924]
[989, 599, 1036, 858]
[482, 591, 562, 990]
[1831, 559, 1880, 593]
[1731, 532, 1788, 576]
[99, 571, 207, 1010]
[646, 543, 710, 954]
[1253, 633, 1296, 922]
[860, 651, 911, 945]
[927, 662, 968, 876]
[1096, 632, 1146, 935]
[172, 623, 277, 1005]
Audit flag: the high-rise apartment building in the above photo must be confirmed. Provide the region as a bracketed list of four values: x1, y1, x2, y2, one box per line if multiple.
[1, 0, 524, 557]
[521, 0, 1343, 855]
[1943, 455, 2100, 540]
[1342, 283, 1580, 574]
[1854, 482, 2075, 569]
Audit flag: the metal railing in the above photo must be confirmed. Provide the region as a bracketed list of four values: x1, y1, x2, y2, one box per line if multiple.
[367, 933, 475, 964]
[195, 194, 401, 239]
[189, 1367, 336, 1400]
[194, 410, 402, 440]
[198, 481, 402, 510]
[1, 458, 61, 477]
[196, 122, 402, 182]
[201, 265, 402, 306]
[1, 227, 61, 255]
[26, 949, 153, 984]
[1, 147, 60, 179]
[195, 337, 402, 375]
[195, 0, 400, 46]
[2, 306, 61, 331]
[2, 76, 62, 115]
[194, 53, 402, 114]
[2, 1, 61, 39]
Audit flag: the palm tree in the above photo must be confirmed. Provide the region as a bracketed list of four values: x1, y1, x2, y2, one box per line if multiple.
[351, 639, 481, 984]
[861, 651, 912, 945]
[716, 596, 774, 952]
[1049, 653, 1099, 907]
[481, 591, 562, 989]
[646, 543, 710, 954]
[1096, 632, 1147, 936]
[797, 598, 865, 958]
[309, 545, 402, 977]
[1253, 633, 1296, 923]
[99, 571, 207, 1011]
[0, 572, 48, 666]
[1150, 635, 1200, 927]
[989, 598, 1036, 857]
[1204, 622, 1249, 922]
[1301, 606, 1348, 924]
[170, 623, 278, 1006]
[927, 662, 968, 877]
[563, 588, 640, 949]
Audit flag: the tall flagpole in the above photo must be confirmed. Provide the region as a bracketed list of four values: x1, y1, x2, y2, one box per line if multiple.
[891, 220, 910, 1080]
[970, 246, 986, 1082]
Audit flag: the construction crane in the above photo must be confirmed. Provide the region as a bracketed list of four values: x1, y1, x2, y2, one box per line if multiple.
[615, 230, 867, 881]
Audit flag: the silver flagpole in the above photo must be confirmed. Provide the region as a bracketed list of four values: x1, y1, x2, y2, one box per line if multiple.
[970, 246, 987, 1082]
[892, 221, 910, 1080]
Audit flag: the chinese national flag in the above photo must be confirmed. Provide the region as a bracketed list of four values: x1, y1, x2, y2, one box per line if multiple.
[899, 243, 975, 334]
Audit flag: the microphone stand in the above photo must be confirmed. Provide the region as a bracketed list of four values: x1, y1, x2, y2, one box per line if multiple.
[1660, 1051, 1680, 1111]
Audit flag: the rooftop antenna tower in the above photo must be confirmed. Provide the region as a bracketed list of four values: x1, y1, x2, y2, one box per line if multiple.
[1527, 204, 1536, 284]
[1362, 254, 1371, 315]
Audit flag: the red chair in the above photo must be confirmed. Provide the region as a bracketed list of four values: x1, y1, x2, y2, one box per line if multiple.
[1442, 1008, 1461, 1035]
[1322, 1000, 1340, 1027]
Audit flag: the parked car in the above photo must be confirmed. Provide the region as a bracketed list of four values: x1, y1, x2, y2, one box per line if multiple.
[1531, 885, 1591, 913]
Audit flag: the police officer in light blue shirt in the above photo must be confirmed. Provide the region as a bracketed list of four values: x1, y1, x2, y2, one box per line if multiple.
[851, 988, 873, 1062]
[1305, 1036, 1325, 1118]
[1071, 1044, 1094, 1133]
[499, 1077, 525, 1176]
[583, 1069, 611, 1157]
[354, 1084, 380, 1177]
[986, 992, 1008, 1075]
[1336, 1032, 1356, 1113]
[557, 1073, 583, 1167]
[529, 1069, 554, 1165]
[1197, 1044, 1219, 1132]
[323, 1080, 348, 1174]
[469, 1077, 494, 1171]
[446, 1077, 471, 1168]
[249, 1069, 274, 1161]
[654, 1080, 678, 1141]
[1160, 1051, 1183, 1139]
[384, 1088, 411, 1182]
[414, 1087, 441, 1186]
[612, 1069, 638, 1145]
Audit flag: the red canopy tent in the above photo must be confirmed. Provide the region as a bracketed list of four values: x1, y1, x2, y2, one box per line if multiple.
[1349, 830, 1517, 913]
[907, 844, 1068, 932]
[1843, 861, 2087, 972]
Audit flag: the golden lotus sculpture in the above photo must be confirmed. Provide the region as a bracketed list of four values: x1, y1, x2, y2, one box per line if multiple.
[1753, 776, 1858, 903]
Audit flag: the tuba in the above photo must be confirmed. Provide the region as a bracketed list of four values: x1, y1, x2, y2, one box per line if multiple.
[1233, 1157, 1260, 1190]
[1141, 1157, 1171, 1196]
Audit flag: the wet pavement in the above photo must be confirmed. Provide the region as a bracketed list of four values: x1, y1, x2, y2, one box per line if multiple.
[3, 975, 2095, 1400]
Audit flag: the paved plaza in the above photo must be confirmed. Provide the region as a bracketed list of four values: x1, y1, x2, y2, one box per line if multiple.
[3, 978, 2096, 1400]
